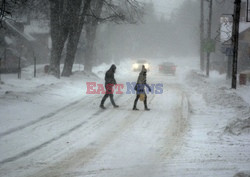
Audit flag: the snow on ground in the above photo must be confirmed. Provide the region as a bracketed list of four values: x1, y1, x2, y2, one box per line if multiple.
[168, 68, 250, 177]
[0, 65, 96, 135]
[237, 85, 250, 106]
[0, 57, 250, 177]
[0, 60, 188, 177]
[0, 62, 134, 136]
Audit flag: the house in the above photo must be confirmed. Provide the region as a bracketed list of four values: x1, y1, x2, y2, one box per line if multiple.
[219, 1, 250, 74]
[24, 20, 51, 64]
[0, 19, 50, 73]
[238, 23, 250, 72]
[0, 20, 34, 73]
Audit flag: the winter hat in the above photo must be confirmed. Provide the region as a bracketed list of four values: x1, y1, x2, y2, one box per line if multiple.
[141, 65, 147, 73]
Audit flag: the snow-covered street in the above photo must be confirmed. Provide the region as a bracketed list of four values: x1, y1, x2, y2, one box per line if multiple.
[0, 60, 249, 177]
[0, 64, 189, 177]
[1, 0, 250, 176]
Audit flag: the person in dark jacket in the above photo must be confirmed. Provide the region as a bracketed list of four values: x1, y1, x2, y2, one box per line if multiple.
[100, 64, 119, 109]
[133, 65, 151, 111]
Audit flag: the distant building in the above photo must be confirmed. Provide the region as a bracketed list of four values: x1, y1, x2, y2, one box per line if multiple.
[239, 25, 250, 71]
[0, 19, 50, 72]
[24, 20, 50, 64]
[0, 20, 33, 72]
[219, 1, 250, 73]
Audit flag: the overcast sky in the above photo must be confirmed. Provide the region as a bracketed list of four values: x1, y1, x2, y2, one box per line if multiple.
[142, 0, 186, 18]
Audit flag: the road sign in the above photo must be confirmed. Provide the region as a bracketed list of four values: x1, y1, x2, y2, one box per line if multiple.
[203, 39, 215, 52]
[226, 47, 234, 56]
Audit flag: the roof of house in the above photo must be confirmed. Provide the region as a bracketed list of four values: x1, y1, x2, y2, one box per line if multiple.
[4, 20, 35, 42]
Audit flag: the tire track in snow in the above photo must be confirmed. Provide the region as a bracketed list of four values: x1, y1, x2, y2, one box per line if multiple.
[82, 84, 189, 177]
[0, 94, 126, 166]
[149, 84, 190, 177]
[0, 113, 91, 165]
[30, 95, 157, 177]
[0, 95, 101, 139]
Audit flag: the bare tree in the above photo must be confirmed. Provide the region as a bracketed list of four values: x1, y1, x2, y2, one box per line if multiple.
[83, 0, 105, 73]
[82, 0, 144, 73]
[50, 0, 142, 77]
[17, 0, 50, 20]
[61, 0, 143, 76]
[49, 0, 92, 78]
[0, 0, 10, 27]
[49, 0, 71, 78]
[61, 0, 91, 76]
[0, 0, 28, 27]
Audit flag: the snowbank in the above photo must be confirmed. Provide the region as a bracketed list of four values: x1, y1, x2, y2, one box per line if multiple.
[234, 171, 250, 177]
[0, 64, 100, 134]
[176, 69, 250, 176]
[237, 85, 250, 106]
[185, 70, 250, 135]
[225, 117, 250, 136]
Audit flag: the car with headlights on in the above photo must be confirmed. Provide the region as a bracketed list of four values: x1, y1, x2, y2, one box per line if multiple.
[132, 59, 150, 72]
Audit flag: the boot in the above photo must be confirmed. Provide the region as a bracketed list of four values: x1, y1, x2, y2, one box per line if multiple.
[100, 104, 106, 109]
[110, 94, 119, 108]
[144, 99, 150, 111]
[133, 95, 139, 110]
[100, 94, 108, 108]
[133, 107, 139, 111]
[133, 103, 139, 110]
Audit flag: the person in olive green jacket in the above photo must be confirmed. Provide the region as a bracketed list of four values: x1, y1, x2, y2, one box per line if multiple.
[133, 65, 151, 111]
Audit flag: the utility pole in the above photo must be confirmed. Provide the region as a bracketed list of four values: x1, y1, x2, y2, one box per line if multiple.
[0, 57, 1, 83]
[206, 0, 213, 77]
[232, 0, 241, 89]
[200, 0, 205, 71]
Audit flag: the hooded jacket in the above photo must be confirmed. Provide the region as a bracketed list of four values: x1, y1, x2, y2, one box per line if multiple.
[105, 64, 117, 86]
[137, 66, 147, 85]
[136, 65, 150, 93]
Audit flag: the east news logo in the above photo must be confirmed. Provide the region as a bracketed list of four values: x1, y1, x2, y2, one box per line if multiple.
[86, 82, 163, 94]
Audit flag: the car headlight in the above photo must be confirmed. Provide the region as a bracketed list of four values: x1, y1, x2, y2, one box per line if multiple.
[144, 63, 149, 69]
[133, 63, 139, 69]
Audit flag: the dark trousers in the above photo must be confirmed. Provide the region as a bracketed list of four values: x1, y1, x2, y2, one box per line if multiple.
[100, 85, 116, 106]
[100, 93, 116, 106]
[133, 93, 148, 109]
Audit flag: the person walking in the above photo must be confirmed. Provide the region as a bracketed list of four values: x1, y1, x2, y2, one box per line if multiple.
[133, 65, 151, 111]
[100, 64, 119, 109]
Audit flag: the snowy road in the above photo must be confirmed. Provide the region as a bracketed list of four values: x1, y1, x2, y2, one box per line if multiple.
[1, 62, 250, 177]
[0, 74, 189, 177]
